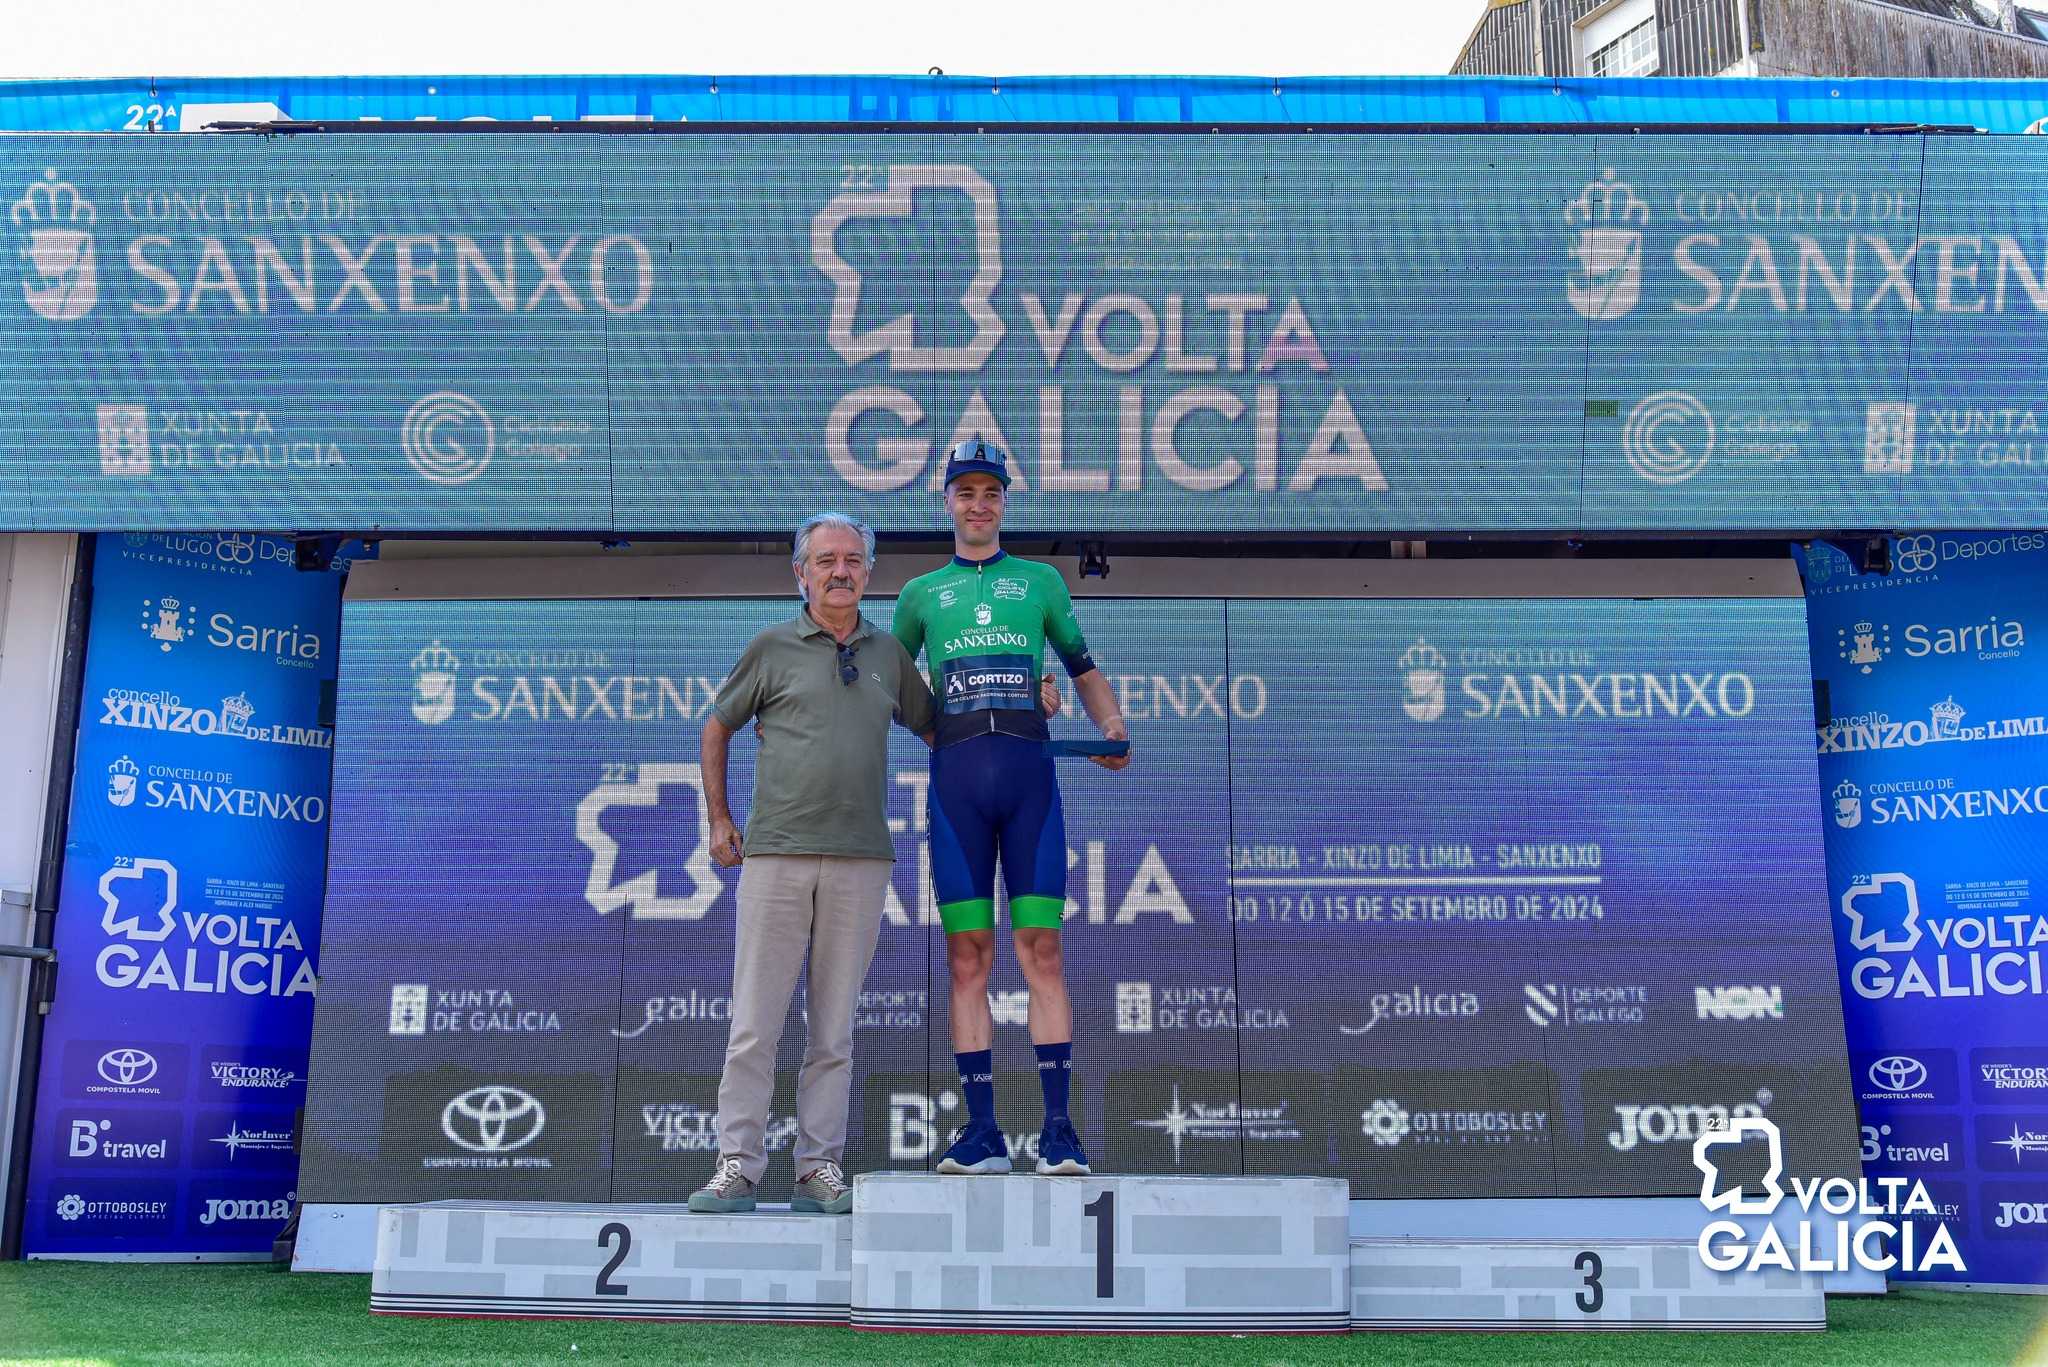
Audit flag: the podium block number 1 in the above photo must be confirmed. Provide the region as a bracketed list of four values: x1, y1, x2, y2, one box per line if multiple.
[1083, 1190, 1113, 1299]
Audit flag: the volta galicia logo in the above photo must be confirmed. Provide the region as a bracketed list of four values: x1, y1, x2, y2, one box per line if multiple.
[13, 168, 98, 322]
[402, 392, 494, 484]
[575, 763, 721, 920]
[1623, 392, 1714, 484]
[1833, 780, 1863, 828]
[1399, 638, 1446, 722]
[410, 640, 460, 724]
[441, 1086, 546, 1153]
[1566, 169, 1649, 322]
[96, 1047, 158, 1086]
[1840, 873, 1923, 953]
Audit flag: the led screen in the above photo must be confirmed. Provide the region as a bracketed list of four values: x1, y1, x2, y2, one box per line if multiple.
[301, 591, 1859, 1202]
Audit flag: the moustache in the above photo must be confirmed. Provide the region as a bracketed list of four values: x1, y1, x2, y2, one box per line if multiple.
[824, 578, 856, 589]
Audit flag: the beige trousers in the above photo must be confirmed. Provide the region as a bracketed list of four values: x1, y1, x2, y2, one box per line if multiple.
[715, 853, 892, 1184]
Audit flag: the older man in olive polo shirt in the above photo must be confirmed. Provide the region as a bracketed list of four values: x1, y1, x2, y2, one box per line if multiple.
[689, 512, 929, 1216]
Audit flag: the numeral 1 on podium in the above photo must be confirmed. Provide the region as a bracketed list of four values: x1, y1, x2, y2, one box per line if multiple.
[1082, 1190, 1114, 1299]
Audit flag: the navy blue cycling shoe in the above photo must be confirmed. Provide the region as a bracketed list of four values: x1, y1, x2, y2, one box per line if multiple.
[1035, 1116, 1091, 1175]
[937, 1119, 1012, 1175]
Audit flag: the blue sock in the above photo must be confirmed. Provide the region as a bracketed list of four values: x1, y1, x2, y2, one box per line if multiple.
[1035, 1042, 1072, 1121]
[956, 1049, 995, 1126]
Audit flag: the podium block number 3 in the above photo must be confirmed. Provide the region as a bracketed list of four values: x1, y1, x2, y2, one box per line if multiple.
[1083, 1191, 1114, 1299]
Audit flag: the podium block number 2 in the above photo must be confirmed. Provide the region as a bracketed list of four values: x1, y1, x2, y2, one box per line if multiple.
[597, 1222, 632, 1297]
[1083, 1191, 1114, 1299]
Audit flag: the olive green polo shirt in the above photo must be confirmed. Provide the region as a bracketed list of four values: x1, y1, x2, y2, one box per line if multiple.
[712, 606, 936, 860]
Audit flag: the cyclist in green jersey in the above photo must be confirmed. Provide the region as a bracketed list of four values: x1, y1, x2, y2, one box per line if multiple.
[891, 440, 1130, 1176]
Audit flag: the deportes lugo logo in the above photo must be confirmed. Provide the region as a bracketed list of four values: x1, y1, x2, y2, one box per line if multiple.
[13, 168, 98, 322]
[1693, 1116, 1963, 1274]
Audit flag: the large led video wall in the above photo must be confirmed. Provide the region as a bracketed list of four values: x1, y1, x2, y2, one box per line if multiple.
[4, 131, 2048, 533]
[300, 592, 1859, 1203]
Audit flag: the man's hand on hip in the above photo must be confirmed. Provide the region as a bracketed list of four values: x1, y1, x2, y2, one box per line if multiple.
[710, 816, 745, 867]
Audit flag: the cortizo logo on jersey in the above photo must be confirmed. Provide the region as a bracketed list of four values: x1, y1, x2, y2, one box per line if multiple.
[14, 168, 98, 322]
[812, 164, 1386, 498]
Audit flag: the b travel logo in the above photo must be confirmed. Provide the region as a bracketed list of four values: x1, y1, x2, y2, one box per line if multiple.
[810, 164, 1386, 499]
[1692, 1117, 1965, 1276]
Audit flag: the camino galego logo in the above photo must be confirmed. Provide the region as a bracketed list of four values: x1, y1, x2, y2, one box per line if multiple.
[402, 392, 494, 485]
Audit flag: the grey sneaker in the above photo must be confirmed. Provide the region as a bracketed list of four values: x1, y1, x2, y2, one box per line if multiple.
[687, 1155, 757, 1213]
[791, 1161, 853, 1215]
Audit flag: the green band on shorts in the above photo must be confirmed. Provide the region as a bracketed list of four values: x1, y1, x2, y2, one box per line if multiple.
[940, 897, 996, 934]
[1008, 894, 1066, 930]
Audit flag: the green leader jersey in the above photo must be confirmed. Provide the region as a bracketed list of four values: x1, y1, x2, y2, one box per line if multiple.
[891, 551, 1097, 749]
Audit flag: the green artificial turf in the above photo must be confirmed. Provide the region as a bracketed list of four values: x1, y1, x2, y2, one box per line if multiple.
[1, 1261, 2043, 1366]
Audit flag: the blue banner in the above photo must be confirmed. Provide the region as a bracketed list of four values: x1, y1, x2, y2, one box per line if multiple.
[1804, 531, 2048, 1287]
[300, 591, 1857, 1206]
[6, 131, 2048, 535]
[5, 75, 2048, 134]
[21, 532, 361, 1256]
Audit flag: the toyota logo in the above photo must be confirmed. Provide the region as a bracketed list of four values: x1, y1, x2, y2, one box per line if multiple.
[1869, 1055, 1928, 1093]
[441, 1085, 546, 1153]
[96, 1047, 157, 1086]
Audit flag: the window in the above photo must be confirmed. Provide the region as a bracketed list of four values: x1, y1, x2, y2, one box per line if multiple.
[1586, 18, 1659, 77]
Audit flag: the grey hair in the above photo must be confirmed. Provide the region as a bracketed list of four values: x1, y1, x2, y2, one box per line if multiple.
[791, 512, 876, 601]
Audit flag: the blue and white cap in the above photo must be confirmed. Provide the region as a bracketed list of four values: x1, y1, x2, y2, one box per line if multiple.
[942, 439, 1012, 488]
